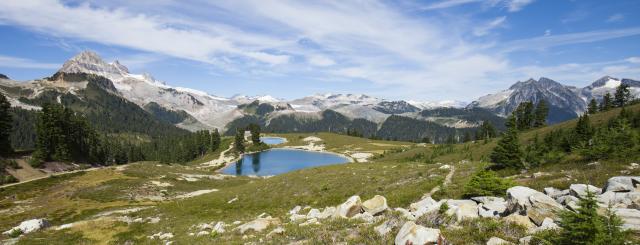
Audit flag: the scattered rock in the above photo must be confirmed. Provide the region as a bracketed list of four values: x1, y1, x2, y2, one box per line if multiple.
[506, 186, 563, 226]
[148, 232, 173, 240]
[503, 214, 536, 233]
[439, 164, 451, 170]
[227, 196, 238, 204]
[394, 221, 442, 245]
[532, 172, 550, 178]
[362, 195, 388, 215]
[299, 218, 319, 226]
[409, 196, 440, 218]
[150, 181, 173, 187]
[236, 217, 280, 234]
[535, 217, 559, 232]
[543, 187, 569, 199]
[3, 219, 50, 235]
[350, 212, 375, 223]
[444, 199, 479, 222]
[375, 219, 400, 236]
[486, 237, 514, 245]
[289, 206, 302, 215]
[569, 184, 602, 198]
[394, 208, 416, 220]
[472, 196, 507, 214]
[612, 208, 640, 231]
[306, 208, 322, 219]
[267, 227, 285, 238]
[556, 195, 580, 211]
[333, 196, 363, 218]
[603, 176, 640, 193]
[174, 189, 218, 199]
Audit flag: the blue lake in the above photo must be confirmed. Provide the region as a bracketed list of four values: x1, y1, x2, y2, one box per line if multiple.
[221, 149, 350, 176]
[260, 137, 287, 145]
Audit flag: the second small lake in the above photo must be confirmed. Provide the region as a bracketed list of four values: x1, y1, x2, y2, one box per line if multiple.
[260, 137, 287, 145]
[221, 148, 350, 176]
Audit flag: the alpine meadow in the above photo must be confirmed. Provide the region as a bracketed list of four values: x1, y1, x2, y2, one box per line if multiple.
[1, 1, 640, 244]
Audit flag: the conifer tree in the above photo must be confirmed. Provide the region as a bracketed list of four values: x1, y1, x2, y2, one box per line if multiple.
[234, 128, 245, 153]
[613, 83, 631, 108]
[0, 93, 12, 156]
[555, 191, 628, 244]
[600, 93, 613, 111]
[490, 116, 523, 169]
[248, 123, 261, 144]
[533, 100, 549, 128]
[587, 98, 598, 114]
[211, 129, 220, 151]
[573, 113, 593, 144]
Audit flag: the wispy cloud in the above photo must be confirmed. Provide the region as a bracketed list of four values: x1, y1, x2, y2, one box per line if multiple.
[421, 0, 534, 12]
[0, 55, 59, 69]
[501, 27, 640, 52]
[473, 16, 507, 36]
[607, 13, 624, 23]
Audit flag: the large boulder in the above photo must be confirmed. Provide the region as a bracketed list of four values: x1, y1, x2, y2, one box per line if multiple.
[503, 214, 536, 233]
[556, 195, 580, 211]
[486, 237, 514, 245]
[333, 196, 364, 218]
[2, 219, 50, 235]
[409, 196, 441, 218]
[394, 221, 442, 245]
[394, 208, 416, 221]
[569, 184, 602, 198]
[375, 219, 401, 237]
[472, 196, 507, 215]
[444, 199, 479, 221]
[362, 195, 388, 215]
[612, 208, 640, 231]
[235, 217, 280, 234]
[603, 176, 640, 193]
[506, 186, 564, 225]
[543, 187, 569, 199]
[534, 217, 559, 232]
[597, 191, 640, 208]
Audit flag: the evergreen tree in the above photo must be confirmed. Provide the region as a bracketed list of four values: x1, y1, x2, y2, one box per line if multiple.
[587, 98, 598, 114]
[462, 131, 472, 143]
[0, 93, 12, 156]
[573, 113, 593, 144]
[613, 83, 631, 108]
[234, 128, 245, 153]
[477, 120, 497, 140]
[555, 191, 628, 245]
[490, 116, 523, 169]
[533, 100, 549, 128]
[600, 93, 613, 111]
[210, 129, 221, 151]
[248, 124, 261, 144]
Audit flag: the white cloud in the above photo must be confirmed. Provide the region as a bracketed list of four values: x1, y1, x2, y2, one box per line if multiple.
[607, 13, 624, 23]
[544, 29, 551, 36]
[502, 27, 640, 52]
[506, 0, 534, 12]
[0, 0, 289, 66]
[0, 55, 59, 69]
[422, 0, 484, 10]
[473, 16, 507, 36]
[626, 57, 640, 64]
[308, 55, 336, 67]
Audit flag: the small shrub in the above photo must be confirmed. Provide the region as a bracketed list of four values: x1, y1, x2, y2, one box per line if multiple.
[462, 169, 514, 198]
[8, 229, 23, 238]
[438, 202, 449, 215]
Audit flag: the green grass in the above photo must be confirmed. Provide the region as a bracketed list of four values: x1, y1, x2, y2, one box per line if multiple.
[3, 105, 640, 243]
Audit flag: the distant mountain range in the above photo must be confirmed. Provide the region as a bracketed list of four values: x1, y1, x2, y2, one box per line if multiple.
[1, 51, 638, 142]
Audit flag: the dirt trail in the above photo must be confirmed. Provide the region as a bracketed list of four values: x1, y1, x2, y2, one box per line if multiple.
[424, 165, 456, 197]
[5, 158, 47, 182]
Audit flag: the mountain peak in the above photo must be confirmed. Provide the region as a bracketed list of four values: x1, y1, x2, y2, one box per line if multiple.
[59, 50, 129, 78]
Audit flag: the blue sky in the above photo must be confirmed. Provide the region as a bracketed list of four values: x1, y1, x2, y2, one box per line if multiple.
[0, 0, 639, 102]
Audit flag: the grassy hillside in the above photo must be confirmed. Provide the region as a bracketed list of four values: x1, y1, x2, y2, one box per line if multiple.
[0, 105, 638, 244]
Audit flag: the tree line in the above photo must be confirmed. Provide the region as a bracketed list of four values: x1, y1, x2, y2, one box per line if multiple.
[490, 84, 639, 169]
[0, 95, 223, 167]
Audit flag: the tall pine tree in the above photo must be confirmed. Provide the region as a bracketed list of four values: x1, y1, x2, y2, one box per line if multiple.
[587, 98, 598, 114]
[613, 83, 631, 108]
[533, 100, 549, 128]
[234, 128, 245, 153]
[600, 93, 613, 111]
[490, 115, 523, 169]
[0, 93, 12, 156]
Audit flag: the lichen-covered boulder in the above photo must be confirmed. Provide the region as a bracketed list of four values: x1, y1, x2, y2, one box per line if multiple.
[394, 221, 442, 245]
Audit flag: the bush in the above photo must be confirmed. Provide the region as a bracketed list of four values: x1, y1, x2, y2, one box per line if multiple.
[462, 169, 515, 198]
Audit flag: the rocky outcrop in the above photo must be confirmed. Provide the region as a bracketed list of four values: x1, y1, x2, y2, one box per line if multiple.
[2, 219, 50, 236]
[506, 186, 564, 225]
[443, 199, 479, 221]
[333, 196, 364, 218]
[486, 237, 514, 245]
[472, 196, 507, 217]
[612, 208, 640, 231]
[603, 176, 640, 193]
[362, 195, 388, 215]
[236, 216, 281, 234]
[394, 221, 442, 245]
[569, 184, 602, 198]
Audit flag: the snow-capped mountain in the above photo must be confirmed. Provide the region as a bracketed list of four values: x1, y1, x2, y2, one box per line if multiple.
[469, 76, 640, 123]
[58, 51, 243, 130]
[580, 76, 640, 102]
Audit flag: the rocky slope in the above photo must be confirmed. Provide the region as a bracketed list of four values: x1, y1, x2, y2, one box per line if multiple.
[469, 76, 640, 124]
